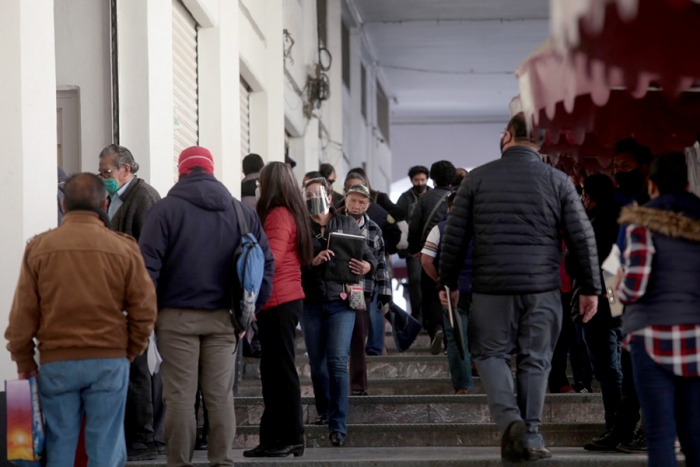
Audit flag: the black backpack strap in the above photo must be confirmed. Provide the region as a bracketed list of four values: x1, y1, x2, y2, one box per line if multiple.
[421, 190, 452, 241]
[232, 198, 250, 236]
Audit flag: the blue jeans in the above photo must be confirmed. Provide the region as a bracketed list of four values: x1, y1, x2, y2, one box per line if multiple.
[582, 323, 622, 430]
[365, 288, 384, 355]
[39, 358, 130, 467]
[443, 293, 473, 390]
[631, 341, 700, 467]
[301, 301, 356, 434]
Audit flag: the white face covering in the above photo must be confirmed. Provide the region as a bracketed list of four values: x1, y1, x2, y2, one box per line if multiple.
[255, 183, 261, 202]
[304, 185, 330, 216]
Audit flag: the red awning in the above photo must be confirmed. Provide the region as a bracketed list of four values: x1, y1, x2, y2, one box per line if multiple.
[517, 38, 700, 154]
[551, 0, 700, 97]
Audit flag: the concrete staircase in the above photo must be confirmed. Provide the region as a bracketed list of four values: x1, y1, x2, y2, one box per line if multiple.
[129, 330, 669, 466]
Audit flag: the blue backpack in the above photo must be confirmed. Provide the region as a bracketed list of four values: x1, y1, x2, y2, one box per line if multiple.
[231, 200, 265, 336]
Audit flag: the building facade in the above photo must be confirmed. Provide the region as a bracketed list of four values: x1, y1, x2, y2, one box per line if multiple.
[0, 0, 391, 383]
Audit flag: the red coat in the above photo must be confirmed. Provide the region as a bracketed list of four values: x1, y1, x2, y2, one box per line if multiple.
[262, 207, 305, 309]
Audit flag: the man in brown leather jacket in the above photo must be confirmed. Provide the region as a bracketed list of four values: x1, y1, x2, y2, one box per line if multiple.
[5, 173, 157, 466]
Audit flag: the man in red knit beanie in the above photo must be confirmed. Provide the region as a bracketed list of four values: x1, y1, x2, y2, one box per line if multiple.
[139, 146, 275, 465]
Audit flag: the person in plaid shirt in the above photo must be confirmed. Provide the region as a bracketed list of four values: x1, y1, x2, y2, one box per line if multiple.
[341, 184, 392, 396]
[616, 153, 700, 467]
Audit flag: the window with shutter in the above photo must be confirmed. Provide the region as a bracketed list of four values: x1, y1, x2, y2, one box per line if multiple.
[240, 78, 251, 158]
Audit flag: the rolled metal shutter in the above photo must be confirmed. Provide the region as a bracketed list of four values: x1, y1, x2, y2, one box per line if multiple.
[173, 1, 198, 180]
[240, 78, 251, 158]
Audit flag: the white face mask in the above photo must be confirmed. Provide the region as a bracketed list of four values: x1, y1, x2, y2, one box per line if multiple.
[255, 184, 261, 201]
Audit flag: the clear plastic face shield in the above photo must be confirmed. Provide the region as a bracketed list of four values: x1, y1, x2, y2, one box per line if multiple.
[304, 183, 330, 216]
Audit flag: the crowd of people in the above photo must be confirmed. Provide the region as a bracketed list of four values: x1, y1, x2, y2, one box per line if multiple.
[4, 111, 700, 467]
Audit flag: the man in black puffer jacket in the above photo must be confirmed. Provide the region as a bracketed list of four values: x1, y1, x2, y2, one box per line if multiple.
[438, 113, 601, 464]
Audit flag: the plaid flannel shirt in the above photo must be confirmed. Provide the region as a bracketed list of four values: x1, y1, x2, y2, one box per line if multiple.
[358, 214, 392, 299]
[618, 224, 700, 377]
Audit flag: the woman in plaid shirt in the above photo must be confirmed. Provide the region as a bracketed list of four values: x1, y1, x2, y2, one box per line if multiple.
[617, 153, 700, 467]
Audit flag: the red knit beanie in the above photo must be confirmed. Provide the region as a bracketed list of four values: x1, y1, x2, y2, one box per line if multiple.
[178, 146, 214, 175]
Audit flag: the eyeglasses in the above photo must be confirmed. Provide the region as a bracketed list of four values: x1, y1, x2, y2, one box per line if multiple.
[96, 169, 115, 179]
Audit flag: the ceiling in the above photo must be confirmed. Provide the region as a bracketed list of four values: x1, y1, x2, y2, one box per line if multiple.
[351, 0, 550, 122]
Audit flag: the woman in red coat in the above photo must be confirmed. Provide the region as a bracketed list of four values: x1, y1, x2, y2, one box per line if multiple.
[243, 162, 314, 458]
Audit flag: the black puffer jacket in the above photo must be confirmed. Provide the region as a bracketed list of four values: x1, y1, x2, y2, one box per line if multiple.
[439, 146, 601, 296]
[302, 210, 378, 305]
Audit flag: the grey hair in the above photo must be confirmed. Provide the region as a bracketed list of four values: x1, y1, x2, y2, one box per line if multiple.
[99, 144, 140, 174]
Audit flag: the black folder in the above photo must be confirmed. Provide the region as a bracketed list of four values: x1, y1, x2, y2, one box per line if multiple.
[324, 232, 365, 284]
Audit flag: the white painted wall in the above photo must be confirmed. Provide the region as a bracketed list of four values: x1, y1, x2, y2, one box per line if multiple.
[0, 0, 57, 382]
[283, 0, 345, 186]
[240, 0, 286, 166]
[390, 120, 508, 183]
[117, 0, 174, 197]
[341, 3, 392, 193]
[54, 0, 112, 173]
[198, 0, 241, 195]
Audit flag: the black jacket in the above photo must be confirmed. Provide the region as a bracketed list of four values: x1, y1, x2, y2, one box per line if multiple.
[397, 186, 431, 223]
[565, 202, 620, 325]
[408, 186, 452, 254]
[439, 146, 601, 296]
[302, 211, 378, 305]
[241, 173, 259, 210]
[139, 172, 275, 311]
[372, 191, 405, 222]
[111, 176, 161, 240]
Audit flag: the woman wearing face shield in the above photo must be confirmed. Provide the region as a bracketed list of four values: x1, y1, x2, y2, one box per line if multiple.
[300, 178, 378, 447]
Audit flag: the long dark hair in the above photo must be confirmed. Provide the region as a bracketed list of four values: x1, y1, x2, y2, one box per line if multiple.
[257, 162, 314, 266]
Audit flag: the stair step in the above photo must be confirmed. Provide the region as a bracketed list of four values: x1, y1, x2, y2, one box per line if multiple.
[244, 355, 451, 380]
[295, 346, 433, 356]
[237, 377, 599, 398]
[127, 447, 660, 466]
[234, 394, 604, 426]
[234, 422, 604, 448]
[237, 377, 473, 397]
[296, 332, 432, 351]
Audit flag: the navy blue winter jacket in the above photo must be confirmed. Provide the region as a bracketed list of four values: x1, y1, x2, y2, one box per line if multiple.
[620, 192, 700, 334]
[434, 220, 473, 295]
[139, 172, 275, 311]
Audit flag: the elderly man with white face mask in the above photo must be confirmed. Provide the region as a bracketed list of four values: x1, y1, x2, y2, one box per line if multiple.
[339, 185, 392, 397]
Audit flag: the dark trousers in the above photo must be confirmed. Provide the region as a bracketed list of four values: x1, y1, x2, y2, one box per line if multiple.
[582, 322, 623, 430]
[470, 291, 562, 450]
[194, 387, 209, 439]
[257, 300, 304, 445]
[350, 298, 372, 391]
[420, 272, 443, 339]
[611, 348, 641, 440]
[548, 292, 573, 392]
[631, 341, 700, 467]
[152, 373, 165, 447]
[125, 352, 162, 447]
[572, 321, 593, 389]
[406, 256, 423, 321]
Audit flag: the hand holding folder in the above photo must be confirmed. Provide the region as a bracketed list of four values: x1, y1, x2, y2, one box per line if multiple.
[324, 232, 366, 284]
